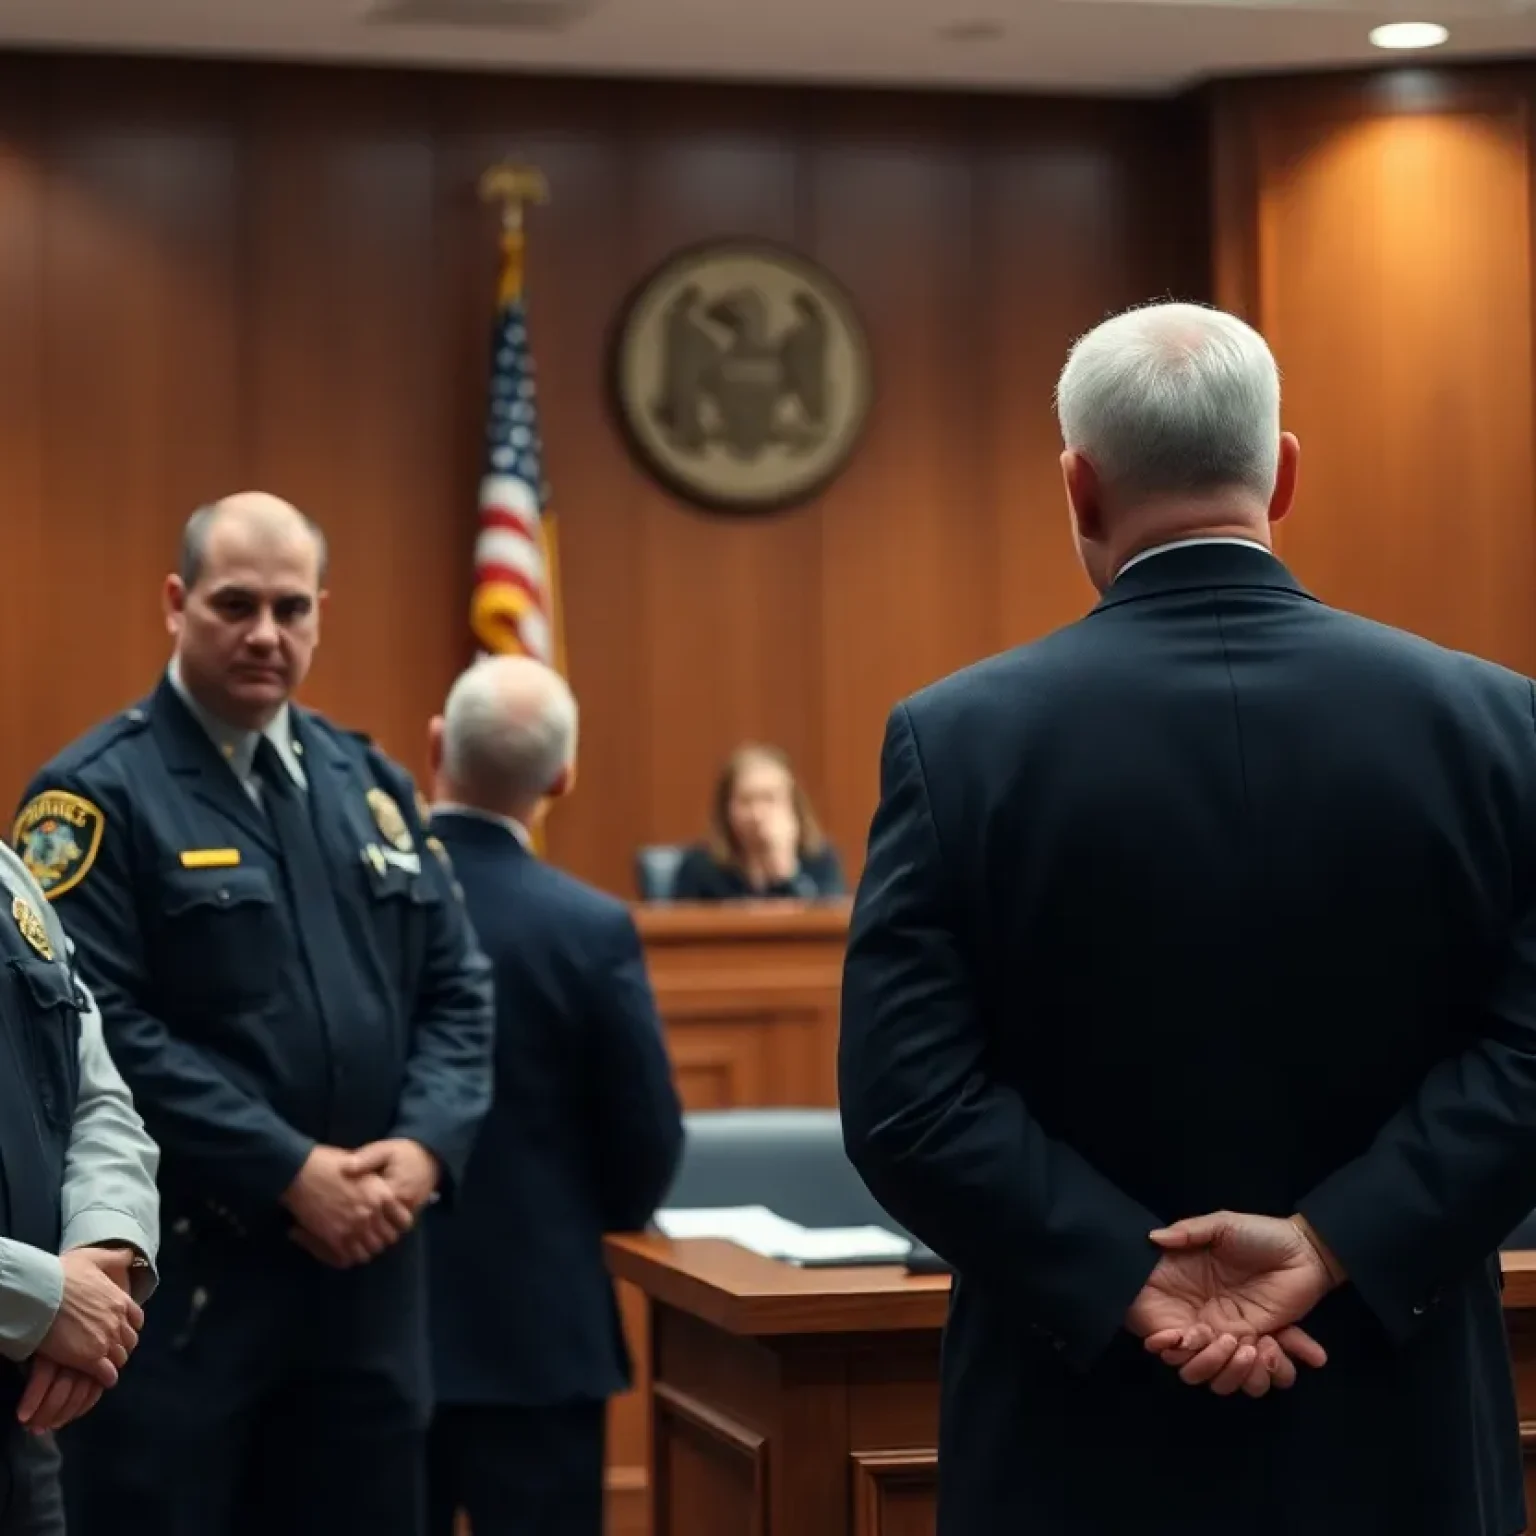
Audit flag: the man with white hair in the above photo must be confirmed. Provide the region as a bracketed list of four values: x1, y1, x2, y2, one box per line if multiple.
[422, 656, 684, 1536]
[840, 301, 1536, 1535]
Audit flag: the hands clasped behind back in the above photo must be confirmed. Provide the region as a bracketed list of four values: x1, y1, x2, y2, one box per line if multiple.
[1125, 1211, 1339, 1399]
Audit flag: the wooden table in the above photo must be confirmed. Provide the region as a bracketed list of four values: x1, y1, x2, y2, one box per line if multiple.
[606, 1234, 947, 1536]
[608, 1236, 1536, 1536]
[606, 901, 851, 1534]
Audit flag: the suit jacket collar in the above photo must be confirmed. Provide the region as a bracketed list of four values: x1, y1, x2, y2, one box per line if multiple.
[431, 807, 532, 857]
[1091, 541, 1317, 615]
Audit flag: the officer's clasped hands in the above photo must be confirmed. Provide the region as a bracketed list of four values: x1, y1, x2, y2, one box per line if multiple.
[282, 1144, 422, 1268]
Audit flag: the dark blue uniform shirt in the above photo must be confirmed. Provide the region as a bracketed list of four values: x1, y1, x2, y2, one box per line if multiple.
[0, 880, 81, 1255]
[0, 868, 83, 1438]
[11, 676, 495, 1226]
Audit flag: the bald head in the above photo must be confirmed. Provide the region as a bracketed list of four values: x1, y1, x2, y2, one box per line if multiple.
[440, 656, 579, 811]
[164, 492, 329, 727]
[1056, 303, 1282, 506]
[181, 493, 328, 590]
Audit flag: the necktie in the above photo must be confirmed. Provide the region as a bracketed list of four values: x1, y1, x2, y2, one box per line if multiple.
[252, 737, 354, 1108]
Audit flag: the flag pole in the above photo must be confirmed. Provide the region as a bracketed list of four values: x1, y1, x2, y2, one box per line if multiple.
[473, 162, 564, 856]
[479, 161, 549, 220]
[477, 163, 564, 678]
[479, 163, 549, 293]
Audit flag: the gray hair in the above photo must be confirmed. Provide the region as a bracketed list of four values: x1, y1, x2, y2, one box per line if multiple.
[180, 501, 330, 588]
[441, 656, 578, 802]
[1055, 303, 1281, 502]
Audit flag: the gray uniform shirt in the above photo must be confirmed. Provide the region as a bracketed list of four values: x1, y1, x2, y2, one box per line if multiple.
[0, 842, 160, 1361]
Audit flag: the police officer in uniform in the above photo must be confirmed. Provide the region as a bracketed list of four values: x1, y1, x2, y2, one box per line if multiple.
[0, 840, 159, 1536]
[14, 492, 495, 1536]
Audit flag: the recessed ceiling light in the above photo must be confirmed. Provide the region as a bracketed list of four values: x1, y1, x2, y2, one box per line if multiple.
[1369, 21, 1449, 48]
[937, 18, 1005, 42]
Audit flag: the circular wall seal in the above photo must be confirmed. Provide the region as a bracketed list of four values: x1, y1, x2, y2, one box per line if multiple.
[611, 240, 873, 514]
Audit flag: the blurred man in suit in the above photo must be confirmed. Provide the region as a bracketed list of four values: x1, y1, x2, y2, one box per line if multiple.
[423, 655, 685, 1536]
[839, 301, 1536, 1536]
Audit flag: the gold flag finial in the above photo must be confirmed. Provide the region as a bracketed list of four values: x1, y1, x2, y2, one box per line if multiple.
[479, 162, 549, 234]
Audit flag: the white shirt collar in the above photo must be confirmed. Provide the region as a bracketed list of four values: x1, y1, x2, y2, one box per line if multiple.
[431, 802, 533, 852]
[1115, 536, 1273, 580]
[167, 658, 304, 787]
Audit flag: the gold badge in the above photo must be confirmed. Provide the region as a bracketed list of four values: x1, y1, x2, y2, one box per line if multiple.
[366, 789, 413, 852]
[11, 896, 52, 961]
[12, 791, 105, 900]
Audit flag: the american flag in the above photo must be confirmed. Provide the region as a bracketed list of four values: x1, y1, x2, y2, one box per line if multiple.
[469, 228, 562, 668]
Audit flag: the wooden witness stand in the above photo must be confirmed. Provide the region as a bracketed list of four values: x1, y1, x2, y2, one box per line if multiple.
[606, 1237, 1536, 1536]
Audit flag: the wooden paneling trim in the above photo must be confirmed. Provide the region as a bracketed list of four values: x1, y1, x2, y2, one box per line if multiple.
[849, 1449, 939, 1536]
[655, 1381, 767, 1457]
[635, 903, 853, 944]
[653, 1380, 770, 1536]
[1508, 1253, 1536, 1309]
[1207, 89, 1259, 320]
[656, 973, 835, 1008]
[605, 1464, 648, 1536]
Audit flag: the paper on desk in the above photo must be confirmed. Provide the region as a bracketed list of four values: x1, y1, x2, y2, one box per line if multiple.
[653, 1205, 912, 1266]
[653, 1205, 807, 1255]
[771, 1225, 913, 1265]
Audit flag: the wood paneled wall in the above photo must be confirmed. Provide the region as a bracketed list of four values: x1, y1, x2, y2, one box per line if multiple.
[0, 52, 1205, 892]
[1211, 67, 1536, 678]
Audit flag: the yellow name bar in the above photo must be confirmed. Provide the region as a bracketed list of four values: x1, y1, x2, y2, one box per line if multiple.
[179, 848, 241, 869]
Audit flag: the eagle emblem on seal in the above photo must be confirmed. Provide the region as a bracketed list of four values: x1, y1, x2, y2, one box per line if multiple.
[651, 286, 831, 460]
[611, 241, 872, 513]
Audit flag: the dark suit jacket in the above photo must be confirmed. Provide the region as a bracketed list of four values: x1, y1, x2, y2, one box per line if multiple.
[425, 811, 684, 1406]
[840, 543, 1536, 1536]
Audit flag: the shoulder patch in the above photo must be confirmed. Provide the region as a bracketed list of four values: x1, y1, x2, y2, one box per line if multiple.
[12, 791, 106, 900]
